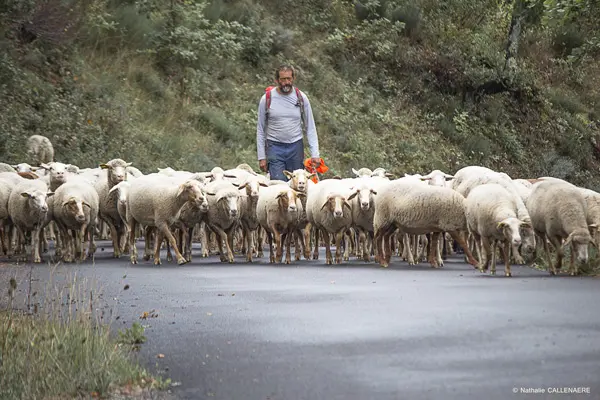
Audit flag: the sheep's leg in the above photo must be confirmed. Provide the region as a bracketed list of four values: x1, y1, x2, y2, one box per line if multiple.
[501, 241, 512, 277]
[480, 236, 493, 273]
[270, 225, 283, 263]
[86, 223, 96, 260]
[153, 230, 164, 265]
[404, 234, 415, 265]
[441, 232, 449, 260]
[200, 223, 209, 257]
[490, 239, 498, 275]
[0, 226, 6, 255]
[360, 230, 370, 262]
[428, 232, 441, 268]
[569, 242, 577, 276]
[449, 230, 478, 267]
[548, 235, 563, 274]
[284, 232, 292, 264]
[257, 226, 265, 258]
[266, 230, 275, 263]
[165, 237, 173, 262]
[244, 226, 253, 263]
[303, 223, 311, 260]
[342, 231, 350, 262]
[512, 243, 525, 264]
[312, 227, 320, 260]
[184, 226, 193, 262]
[374, 229, 383, 265]
[383, 230, 394, 267]
[143, 226, 154, 261]
[226, 229, 236, 263]
[335, 231, 345, 264]
[158, 224, 185, 265]
[31, 227, 42, 263]
[128, 219, 139, 264]
[436, 233, 444, 267]
[103, 220, 121, 258]
[322, 230, 332, 265]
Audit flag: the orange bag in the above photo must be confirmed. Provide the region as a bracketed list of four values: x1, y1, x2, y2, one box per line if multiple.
[304, 157, 329, 183]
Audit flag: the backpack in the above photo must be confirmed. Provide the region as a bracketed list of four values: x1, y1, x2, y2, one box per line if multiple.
[264, 86, 306, 133]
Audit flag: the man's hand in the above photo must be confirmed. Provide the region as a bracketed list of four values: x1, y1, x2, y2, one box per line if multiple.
[311, 157, 321, 168]
[259, 159, 268, 172]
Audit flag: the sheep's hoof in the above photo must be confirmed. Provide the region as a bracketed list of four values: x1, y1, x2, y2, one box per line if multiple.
[130, 258, 138, 265]
[143, 254, 151, 261]
[490, 270, 496, 276]
[257, 252, 264, 258]
[246, 256, 253, 263]
[505, 272, 512, 277]
[154, 258, 161, 265]
[313, 252, 319, 260]
[285, 258, 291, 265]
[177, 258, 187, 265]
[33, 257, 41, 263]
[380, 262, 389, 268]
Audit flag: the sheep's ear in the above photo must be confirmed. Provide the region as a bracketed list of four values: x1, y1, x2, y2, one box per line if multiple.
[125, 162, 132, 167]
[384, 172, 394, 178]
[62, 197, 75, 207]
[420, 177, 431, 181]
[231, 182, 239, 187]
[46, 192, 55, 197]
[520, 221, 532, 229]
[283, 170, 293, 179]
[444, 174, 454, 180]
[259, 182, 269, 187]
[307, 173, 316, 180]
[347, 190, 359, 201]
[206, 191, 216, 196]
[99, 163, 110, 169]
[496, 221, 507, 231]
[40, 163, 50, 170]
[82, 201, 91, 208]
[20, 192, 31, 198]
[332, 175, 342, 180]
[589, 224, 598, 236]
[320, 200, 329, 210]
[343, 200, 352, 210]
[562, 233, 574, 249]
[295, 190, 306, 198]
[370, 189, 378, 195]
[276, 191, 287, 199]
[238, 182, 249, 190]
[352, 168, 360, 176]
[224, 174, 238, 179]
[176, 184, 187, 198]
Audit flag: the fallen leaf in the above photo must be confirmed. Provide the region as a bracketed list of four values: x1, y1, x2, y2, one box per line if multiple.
[90, 392, 100, 398]
[123, 284, 130, 290]
[206, 312, 213, 316]
[140, 311, 149, 320]
[157, 353, 165, 358]
[330, 280, 336, 284]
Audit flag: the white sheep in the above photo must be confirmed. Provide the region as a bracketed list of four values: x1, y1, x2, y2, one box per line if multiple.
[347, 178, 378, 261]
[465, 183, 533, 276]
[0, 163, 16, 173]
[93, 158, 132, 257]
[306, 179, 354, 264]
[204, 180, 243, 263]
[526, 180, 596, 275]
[256, 184, 304, 264]
[52, 179, 99, 262]
[127, 175, 207, 265]
[7, 179, 53, 263]
[373, 181, 478, 268]
[284, 168, 316, 260]
[27, 135, 54, 165]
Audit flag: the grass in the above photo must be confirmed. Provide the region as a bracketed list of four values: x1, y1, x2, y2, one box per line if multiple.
[0, 271, 170, 399]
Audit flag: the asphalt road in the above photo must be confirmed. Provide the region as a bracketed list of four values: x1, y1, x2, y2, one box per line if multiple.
[2, 241, 600, 400]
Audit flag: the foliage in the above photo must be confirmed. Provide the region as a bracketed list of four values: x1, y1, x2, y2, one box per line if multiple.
[0, 0, 599, 186]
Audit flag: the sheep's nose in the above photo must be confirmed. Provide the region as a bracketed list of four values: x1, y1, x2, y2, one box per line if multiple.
[334, 210, 343, 218]
[230, 209, 238, 217]
[115, 174, 125, 181]
[512, 238, 522, 246]
[361, 202, 369, 209]
[76, 214, 85, 222]
[41, 206, 48, 213]
[289, 205, 297, 212]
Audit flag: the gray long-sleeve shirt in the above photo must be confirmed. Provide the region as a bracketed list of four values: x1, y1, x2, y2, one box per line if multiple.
[256, 87, 320, 161]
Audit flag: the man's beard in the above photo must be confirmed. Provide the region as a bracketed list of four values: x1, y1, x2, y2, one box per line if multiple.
[280, 84, 292, 93]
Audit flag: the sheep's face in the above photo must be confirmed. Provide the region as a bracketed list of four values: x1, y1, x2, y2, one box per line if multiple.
[284, 169, 313, 193]
[519, 223, 536, 254]
[208, 167, 225, 182]
[352, 167, 372, 178]
[13, 163, 34, 173]
[277, 190, 301, 214]
[497, 218, 522, 247]
[321, 194, 350, 219]
[62, 197, 90, 223]
[348, 186, 377, 211]
[218, 193, 239, 218]
[42, 162, 69, 185]
[100, 160, 131, 184]
[239, 179, 263, 198]
[565, 231, 593, 264]
[420, 170, 453, 187]
[21, 190, 53, 214]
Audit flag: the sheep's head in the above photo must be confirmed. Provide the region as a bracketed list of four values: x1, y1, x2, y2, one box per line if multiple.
[100, 159, 132, 184]
[283, 169, 314, 193]
[496, 218, 522, 247]
[206, 186, 240, 218]
[420, 170, 454, 187]
[13, 163, 35, 173]
[371, 168, 394, 179]
[277, 189, 303, 213]
[236, 163, 257, 175]
[62, 196, 91, 223]
[20, 190, 54, 213]
[348, 184, 377, 211]
[41, 162, 70, 186]
[352, 167, 372, 178]
[563, 228, 595, 264]
[238, 178, 268, 198]
[320, 194, 351, 219]
[207, 167, 225, 182]
[109, 181, 130, 208]
[519, 220, 536, 255]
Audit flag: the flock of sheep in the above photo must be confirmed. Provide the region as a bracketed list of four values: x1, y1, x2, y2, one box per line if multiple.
[1, 135, 598, 277]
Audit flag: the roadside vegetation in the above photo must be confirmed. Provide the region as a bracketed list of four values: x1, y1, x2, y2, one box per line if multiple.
[0, 272, 170, 399]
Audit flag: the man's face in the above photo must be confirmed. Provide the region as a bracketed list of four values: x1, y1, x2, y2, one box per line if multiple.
[277, 70, 294, 94]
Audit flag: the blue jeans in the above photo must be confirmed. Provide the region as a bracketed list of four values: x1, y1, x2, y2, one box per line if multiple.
[266, 139, 304, 181]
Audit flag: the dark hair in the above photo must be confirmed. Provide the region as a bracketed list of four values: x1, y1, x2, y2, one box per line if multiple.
[275, 64, 296, 80]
